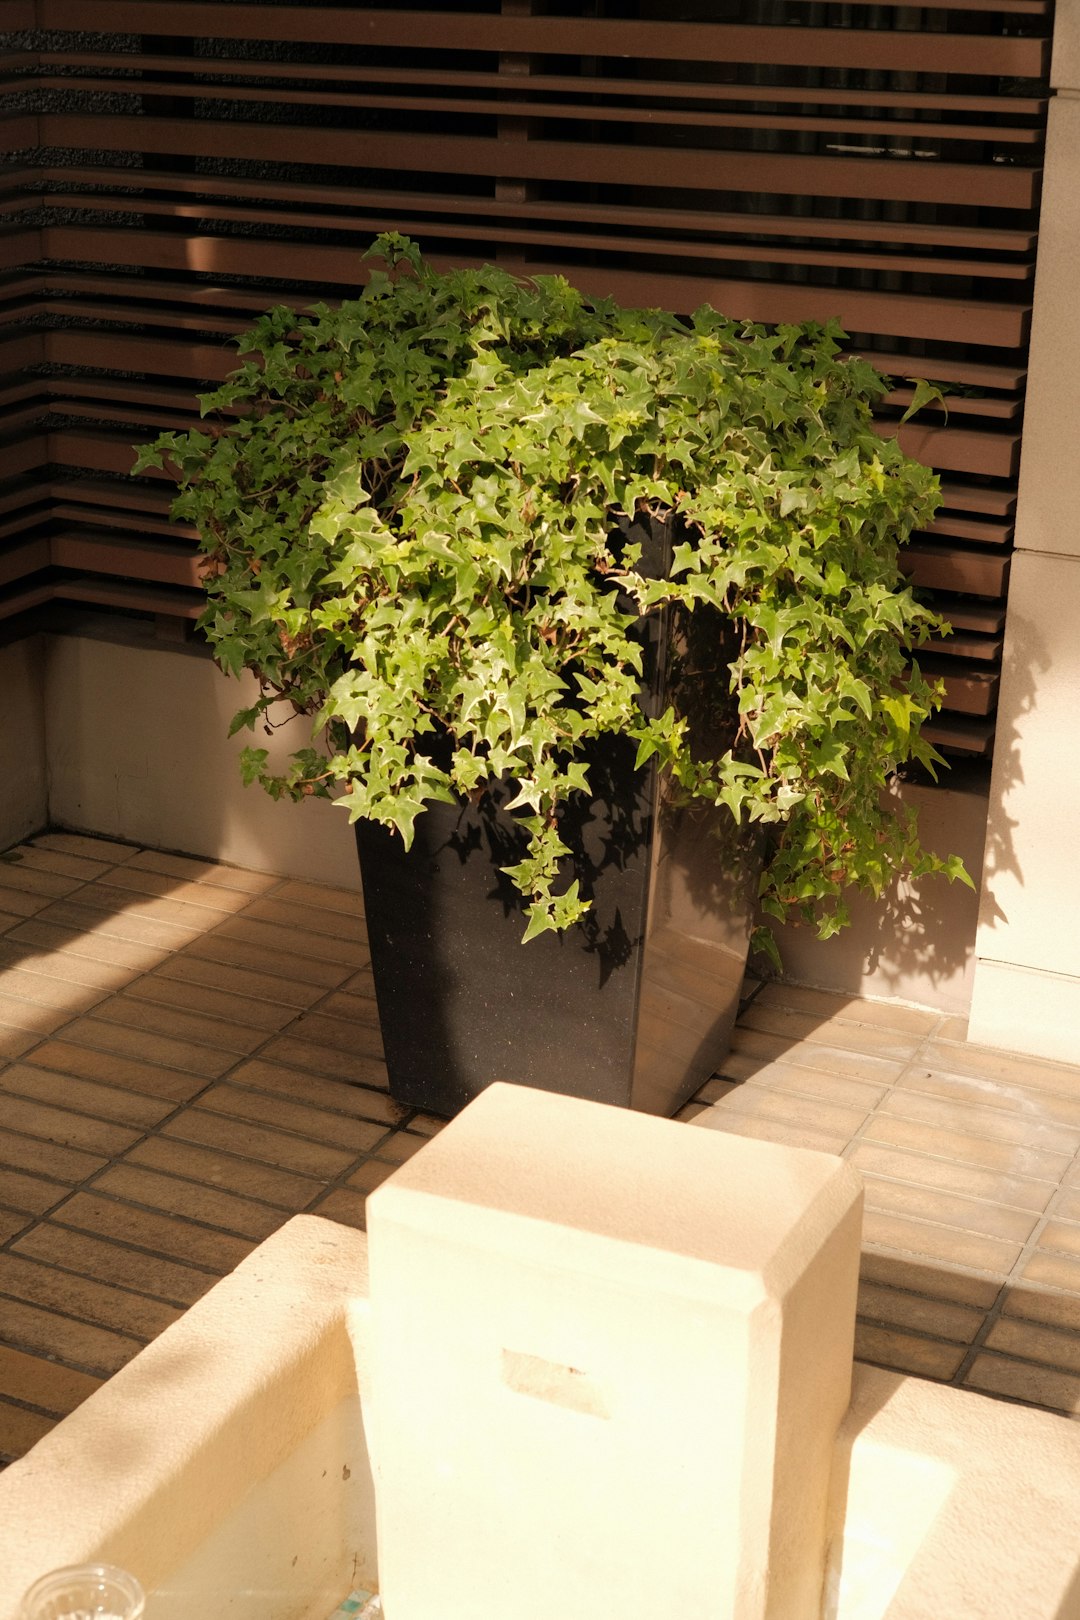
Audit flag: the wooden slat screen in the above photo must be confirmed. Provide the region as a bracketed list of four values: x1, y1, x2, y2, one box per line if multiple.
[0, 0, 1054, 755]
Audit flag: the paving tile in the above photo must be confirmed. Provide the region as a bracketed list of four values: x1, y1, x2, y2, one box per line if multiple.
[13, 1223, 216, 1307]
[896, 1065, 1080, 1135]
[740, 1002, 927, 1062]
[34, 900, 203, 952]
[695, 1078, 742, 1105]
[1052, 1186, 1080, 1224]
[122, 1135, 319, 1210]
[97, 867, 252, 914]
[76, 880, 237, 934]
[0, 1129, 106, 1185]
[242, 896, 367, 945]
[862, 1209, 1023, 1276]
[707, 1084, 870, 1139]
[854, 1322, 967, 1381]
[0, 963, 107, 1015]
[194, 1083, 387, 1154]
[11, 845, 112, 882]
[257, 1035, 388, 1090]
[27, 1038, 217, 1101]
[691, 1107, 848, 1158]
[229, 1059, 401, 1125]
[273, 879, 362, 916]
[87, 994, 266, 1056]
[676, 1102, 711, 1122]
[728, 1026, 905, 1084]
[753, 982, 943, 1037]
[714, 1051, 888, 1110]
[0, 1345, 102, 1415]
[406, 1114, 446, 1137]
[318, 990, 381, 1026]
[33, 833, 139, 863]
[0, 884, 54, 919]
[0, 862, 84, 900]
[161, 1108, 355, 1180]
[984, 1315, 1080, 1375]
[1021, 1250, 1080, 1294]
[856, 1281, 985, 1345]
[9, 918, 172, 972]
[0, 939, 140, 993]
[0, 1026, 35, 1061]
[934, 1015, 968, 1042]
[858, 1248, 1003, 1310]
[286, 1007, 384, 1053]
[965, 1353, 1080, 1416]
[311, 1186, 368, 1230]
[182, 933, 352, 990]
[0, 1251, 182, 1340]
[860, 1112, 1074, 1182]
[92, 1163, 283, 1242]
[214, 916, 368, 969]
[859, 1175, 1040, 1245]
[0, 1208, 28, 1242]
[57, 1010, 241, 1075]
[53, 1192, 255, 1273]
[0, 1400, 56, 1460]
[1038, 1220, 1080, 1260]
[1, 1063, 174, 1131]
[921, 1038, 1080, 1101]
[373, 1132, 428, 1165]
[0, 1094, 141, 1157]
[0, 989, 71, 1036]
[345, 1159, 397, 1195]
[339, 967, 375, 993]
[1000, 1283, 1080, 1334]
[0, 1165, 67, 1216]
[876, 1086, 1080, 1152]
[154, 952, 326, 1009]
[848, 1142, 1056, 1214]
[0, 1294, 143, 1378]
[124, 849, 278, 892]
[127, 973, 295, 1033]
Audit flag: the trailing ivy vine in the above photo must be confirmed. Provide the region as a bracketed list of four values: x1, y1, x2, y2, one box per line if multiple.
[134, 234, 971, 960]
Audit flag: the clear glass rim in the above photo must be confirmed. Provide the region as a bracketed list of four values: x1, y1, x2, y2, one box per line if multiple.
[20, 1563, 146, 1614]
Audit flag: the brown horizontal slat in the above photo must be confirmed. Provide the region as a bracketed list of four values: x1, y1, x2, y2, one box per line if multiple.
[33, 54, 1051, 117]
[933, 598, 1008, 635]
[38, 196, 1033, 284]
[891, 422, 1021, 478]
[921, 714, 996, 754]
[21, 77, 1047, 146]
[924, 514, 1014, 544]
[50, 532, 203, 588]
[921, 660, 1000, 716]
[936, 483, 1018, 517]
[37, 116, 1043, 210]
[902, 544, 1011, 597]
[23, 166, 1040, 254]
[924, 630, 1004, 661]
[35, 5, 1051, 77]
[0, 538, 49, 589]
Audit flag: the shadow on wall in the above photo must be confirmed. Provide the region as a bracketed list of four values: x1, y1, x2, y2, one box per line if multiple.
[761, 768, 999, 1016]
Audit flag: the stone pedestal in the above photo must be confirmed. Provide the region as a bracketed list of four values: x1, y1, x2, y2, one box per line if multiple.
[366, 1083, 863, 1620]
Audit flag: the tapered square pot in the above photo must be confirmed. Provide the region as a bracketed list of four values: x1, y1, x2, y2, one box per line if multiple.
[355, 735, 754, 1119]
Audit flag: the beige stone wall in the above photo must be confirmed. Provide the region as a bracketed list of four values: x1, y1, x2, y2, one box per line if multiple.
[0, 636, 48, 850]
[969, 46, 1080, 1061]
[768, 777, 987, 1017]
[42, 634, 360, 889]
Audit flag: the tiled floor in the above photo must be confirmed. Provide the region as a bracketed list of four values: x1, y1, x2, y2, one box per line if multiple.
[3, 831, 1080, 1468]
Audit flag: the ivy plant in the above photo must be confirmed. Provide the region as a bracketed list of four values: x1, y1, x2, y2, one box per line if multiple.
[133, 234, 971, 961]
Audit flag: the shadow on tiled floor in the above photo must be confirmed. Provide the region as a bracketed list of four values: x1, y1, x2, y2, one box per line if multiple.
[2, 830, 1080, 1466]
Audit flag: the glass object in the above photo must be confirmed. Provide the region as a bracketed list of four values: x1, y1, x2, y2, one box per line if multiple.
[19, 1563, 145, 1620]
